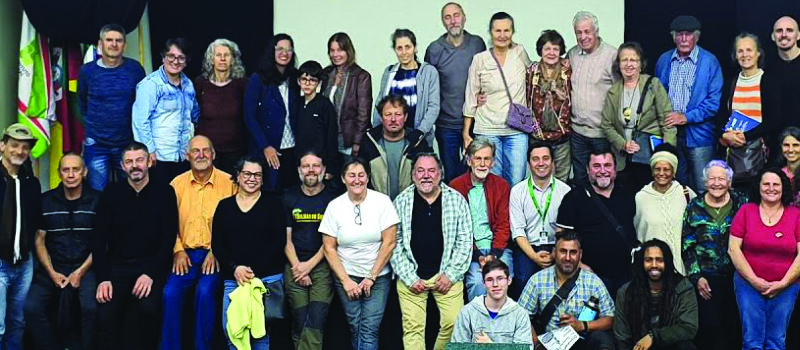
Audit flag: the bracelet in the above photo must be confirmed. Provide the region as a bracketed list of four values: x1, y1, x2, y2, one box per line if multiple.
[583, 321, 589, 333]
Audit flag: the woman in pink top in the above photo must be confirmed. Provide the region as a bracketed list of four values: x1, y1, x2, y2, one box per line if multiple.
[729, 168, 800, 349]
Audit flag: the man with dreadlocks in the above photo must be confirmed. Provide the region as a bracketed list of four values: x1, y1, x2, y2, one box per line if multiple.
[613, 239, 698, 350]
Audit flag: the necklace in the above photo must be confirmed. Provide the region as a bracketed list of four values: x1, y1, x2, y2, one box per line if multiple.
[705, 193, 730, 215]
[622, 80, 640, 123]
[760, 203, 783, 224]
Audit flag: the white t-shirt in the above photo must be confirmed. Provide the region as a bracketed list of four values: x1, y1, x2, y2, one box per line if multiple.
[319, 189, 400, 277]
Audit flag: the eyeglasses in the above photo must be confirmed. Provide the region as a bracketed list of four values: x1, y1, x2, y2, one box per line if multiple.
[240, 171, 263, 180]
[275, 47, 294, 54]
[165, 54, 187, 63]
[299, 77, 320, 85]
[354, 204, 362, 226]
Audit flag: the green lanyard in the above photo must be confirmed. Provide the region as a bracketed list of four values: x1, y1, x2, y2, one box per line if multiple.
[527, 176, 554, 233]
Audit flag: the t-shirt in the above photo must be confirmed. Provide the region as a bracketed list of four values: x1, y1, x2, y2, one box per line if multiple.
[730, 203, 800, 282]
[318, 189, 400, 277]
[770, 54, 800, 129]
[283, 185, 340, 261]
[383, 139, 406, 199]
[410, 190, 444, 280]
[389, 67, 419, 129]
[468, 184, 493, 250]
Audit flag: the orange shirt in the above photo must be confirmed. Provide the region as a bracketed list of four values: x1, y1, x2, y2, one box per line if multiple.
[171, 167, 237, 253]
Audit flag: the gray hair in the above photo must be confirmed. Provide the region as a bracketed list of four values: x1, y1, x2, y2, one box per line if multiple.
[99, 24, 126, 42]
[201, 38, 246, 82]
[466, 138, 496, 158]
[411, 152, 445, 182]
[702, 160, 734, 183]
[670, 30, 702, 41]
[572, 11, 599, 32]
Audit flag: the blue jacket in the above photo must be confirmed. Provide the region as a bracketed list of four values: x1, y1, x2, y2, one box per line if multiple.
[132, 65, 199, 162]
[655, 46, 723, 147]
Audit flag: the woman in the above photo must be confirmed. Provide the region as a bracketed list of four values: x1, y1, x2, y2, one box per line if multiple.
[464, 12, 531, 186]
[244, 33, 299, 192]
[212, 156, 287, 350]
[195, 38, 248, 174]
[319, 159, 399, 350]
[634, 144, 696, 274]
[779, 127, 800, 205]
[321, 33, 373, 166]
[729, 167, 800, 350]
[373, 29, 440, 147]
[525, 29, 572, 182]
[719, 33, 780, 185]
[601, 42, 675, 192]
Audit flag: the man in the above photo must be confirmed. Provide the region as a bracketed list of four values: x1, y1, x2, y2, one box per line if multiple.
[359, 95, 432, 200]
[132, 38, 199, 186]
[509, 142, 571, 299]
[770, 16, 800, 162]
[390, 153, 472, 350]
[567, 11, 619, 186]
[24, 153, 99, 350]
[78, 23, 146, 191]
[654, 15, 722, 192]
[519, 230, 615, 350]
[556, 151, 637, 298]
[93, 142, 178, 350]
[614, 240, 698, 350]
[283, 151, 339, 349]
[451, 259, 532, 345]
[450, 139, 513, 300]
[0, 123, 41, 348]
[424, 2, 486, 182]
[161, 135, 235, 350]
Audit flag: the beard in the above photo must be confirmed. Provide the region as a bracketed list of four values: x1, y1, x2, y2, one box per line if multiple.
[302, 173, 321, 187]
[473, 168, 490, 180]
[592, 176, 613, 189]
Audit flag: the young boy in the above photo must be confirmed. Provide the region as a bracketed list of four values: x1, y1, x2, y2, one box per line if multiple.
[292, 60, 341, 179]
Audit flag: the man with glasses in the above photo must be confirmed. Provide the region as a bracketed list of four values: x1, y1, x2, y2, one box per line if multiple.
[133, 37, 200, 186]
[390, 153, 472, 350]
[160, 136, 235, 350]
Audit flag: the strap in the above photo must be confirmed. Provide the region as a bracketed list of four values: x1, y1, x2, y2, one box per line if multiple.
[536, 269, 581, 330]
[490, 50, 515, 106]
[683, 185, 691, 204]
[586, 188, 632, 247]
[635, 76, 655, 116]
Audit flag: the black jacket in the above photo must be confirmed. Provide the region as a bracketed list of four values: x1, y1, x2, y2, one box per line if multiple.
[0, 163, 41, 264]
[291, 94, 342, 175]
[40, 185, 100, 269]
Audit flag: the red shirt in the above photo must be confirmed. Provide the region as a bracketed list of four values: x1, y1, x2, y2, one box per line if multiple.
[731, 203, 800, 281]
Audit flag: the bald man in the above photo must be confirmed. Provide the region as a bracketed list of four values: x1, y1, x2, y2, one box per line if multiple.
[161, 135, 237, 350]
[770, 16, 800, 162]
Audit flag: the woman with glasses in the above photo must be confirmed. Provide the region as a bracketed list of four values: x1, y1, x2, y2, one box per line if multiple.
[212, 156, 287, 350]
[244, 33, 300, 192]
[320, 159, 399, 350]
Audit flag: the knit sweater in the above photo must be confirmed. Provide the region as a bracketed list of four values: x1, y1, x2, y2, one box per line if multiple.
[634, 181, 696, 274]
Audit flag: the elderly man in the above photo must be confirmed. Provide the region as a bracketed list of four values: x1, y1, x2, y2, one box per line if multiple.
[161, 135, 236, 350]
[654, 15, 723, 192]
[567, 11, 619, 187]
[424, 2, 486, 182]
[390, 153, 472, 350]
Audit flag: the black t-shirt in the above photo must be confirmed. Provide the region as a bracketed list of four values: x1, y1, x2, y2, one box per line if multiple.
[556, 184, 636, 280]
[282, 185, 339, 261]
[410, 190, 444, 280]
[771, 54, 800, 129]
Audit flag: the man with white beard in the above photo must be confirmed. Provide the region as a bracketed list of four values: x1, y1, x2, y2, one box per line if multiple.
[450, 139, 513, 300]
[556, 150, 637, 298]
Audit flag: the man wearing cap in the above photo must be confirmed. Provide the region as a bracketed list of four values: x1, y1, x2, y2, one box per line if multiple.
[0, 123, 41, 348]
[655, 15, 723, 192]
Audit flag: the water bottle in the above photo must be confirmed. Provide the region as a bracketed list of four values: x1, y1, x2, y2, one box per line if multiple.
[577, 296, 600, 321]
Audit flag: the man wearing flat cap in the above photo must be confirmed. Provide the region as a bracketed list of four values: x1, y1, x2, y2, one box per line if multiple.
[654, 15, 723, 193]
[0, 123, 41, 348]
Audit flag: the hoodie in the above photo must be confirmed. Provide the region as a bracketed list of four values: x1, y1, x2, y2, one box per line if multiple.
[634, 180, 696, 274]
[451, 296, 532, 346]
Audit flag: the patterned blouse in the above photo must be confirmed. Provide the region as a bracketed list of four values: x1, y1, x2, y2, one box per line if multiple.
[525, 59, 573, 142]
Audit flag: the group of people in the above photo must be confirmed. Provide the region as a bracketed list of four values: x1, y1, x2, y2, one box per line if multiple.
[0, 2, 799, 350]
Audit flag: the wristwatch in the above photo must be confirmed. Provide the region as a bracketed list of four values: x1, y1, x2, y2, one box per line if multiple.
[365, 272, 375, 282]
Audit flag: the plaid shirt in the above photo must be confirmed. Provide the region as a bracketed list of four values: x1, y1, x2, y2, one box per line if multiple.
[390, 183, 473, 287]
[667, 46, 699, 113]
[518, 266, 614, 332]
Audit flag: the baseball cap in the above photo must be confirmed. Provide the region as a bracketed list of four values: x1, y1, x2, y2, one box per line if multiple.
[3, 123, 36, 141]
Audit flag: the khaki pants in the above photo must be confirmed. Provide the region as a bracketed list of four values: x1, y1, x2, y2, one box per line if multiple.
[396, 276, 464, 350]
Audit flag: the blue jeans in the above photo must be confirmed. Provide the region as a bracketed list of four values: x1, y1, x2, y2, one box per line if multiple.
[436, 127, 467, 183]
[333, 274, 391, 350]
[161, 249, 221, 350]
[476, 133, 528, 186]
[734, 273, 800, 350]
[0, 256, 33, 349]
[511, 244, 552, 299]
[465, 249, 514, 300]
[570, 132, 610, 187]
[83, 139, 125, 191]
[677, 137, 715, 193]
[222, 273, 283, 350]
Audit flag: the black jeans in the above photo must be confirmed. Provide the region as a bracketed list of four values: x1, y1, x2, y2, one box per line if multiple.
[695, 274, 740, 350]
[151, 160, 189, 187]
[96, 270, 163, 350]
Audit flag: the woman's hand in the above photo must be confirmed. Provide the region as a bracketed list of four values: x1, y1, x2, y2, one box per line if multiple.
[358, 277, 375, 297]
[697, 277, 712, 300]
[624, 140, 640, 154]
[750, 276, 772, 294]
[722, 130, 746, 148]
[762, 280, 789, 298]
[343, 277, 361, 300]
[234, 265, 255, 286]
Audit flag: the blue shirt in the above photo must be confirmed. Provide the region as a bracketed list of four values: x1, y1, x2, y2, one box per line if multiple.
[667, 46, 699, 113]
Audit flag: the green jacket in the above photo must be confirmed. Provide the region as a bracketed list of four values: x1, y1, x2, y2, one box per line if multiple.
[600, 74, 676, 171]
[613, 277, 698, 350]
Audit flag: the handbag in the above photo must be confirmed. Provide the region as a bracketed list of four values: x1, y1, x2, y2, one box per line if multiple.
[727, 137, 766, 182]
[263, 278, 287, 324]
[490, 50, 540, 134]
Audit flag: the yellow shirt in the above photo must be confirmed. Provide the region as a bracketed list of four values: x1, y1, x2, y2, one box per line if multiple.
[171, 167, 237, 253]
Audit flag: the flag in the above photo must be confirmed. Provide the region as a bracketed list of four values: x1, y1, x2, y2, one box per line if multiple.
[17, 11, 54, 159]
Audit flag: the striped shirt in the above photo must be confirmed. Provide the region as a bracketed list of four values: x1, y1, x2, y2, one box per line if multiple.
[567, 40, 619, 138]
[389, 67, 419, 128]
[732, 69, 763, 122]
[667, 46, 699, 113]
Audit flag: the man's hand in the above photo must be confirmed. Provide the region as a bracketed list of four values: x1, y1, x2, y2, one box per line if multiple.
[234, 266, 255, 286]
[201, 251, 219, 275]
[624, 140, 641, 154]
[172, 251, 191, 276]
[634, 334, 653, 350]
[664, 112, 687, 127]
[132, 274, 153, 299]
[558, 313, 581, 332]
[66, 268, 85, 289]
[697, 277, 712, 300]
[50, 271, 69, 289]
[579, 263, 593, 273]
[409, 279, 428, 295]
[476, 330, 493, 343]
[263, 146, 281, 169]
[297, 275, 312, 287]
[435, 274, 453, 295]
[96, 281, 113, 303]
[291, 261, 313, 282]
[531, 251, 553, 268]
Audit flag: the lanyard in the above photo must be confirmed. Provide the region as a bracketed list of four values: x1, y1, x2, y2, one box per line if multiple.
[527, 176, 554, 232]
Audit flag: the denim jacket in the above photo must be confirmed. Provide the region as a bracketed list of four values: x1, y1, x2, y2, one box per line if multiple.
[132, 65, 199, 162]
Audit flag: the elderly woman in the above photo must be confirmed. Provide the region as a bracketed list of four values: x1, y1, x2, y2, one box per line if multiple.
[729, 167, 800, 350]
[464, 12, 531, 186]
[373, 29, 439, 147]
[320, 159, 398, 350]
[195, 39, 248, 174]
[682, 160, 746, 350]
[524, 30, 573, 182]
[601, 41, 675, 192]
[634, 144, 696, 274]
[322, 33, 372, 164]
[212, 156, 287, 350]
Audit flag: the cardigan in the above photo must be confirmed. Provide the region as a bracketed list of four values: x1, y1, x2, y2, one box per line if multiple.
[449, 172, 511, 255]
